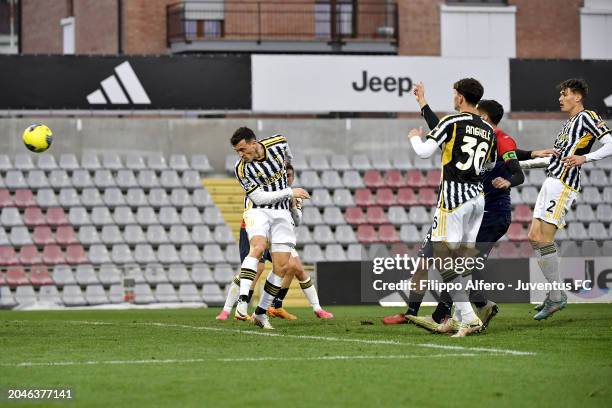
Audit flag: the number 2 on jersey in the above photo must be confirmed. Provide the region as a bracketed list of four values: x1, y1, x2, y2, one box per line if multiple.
[456, 136, 489, 173]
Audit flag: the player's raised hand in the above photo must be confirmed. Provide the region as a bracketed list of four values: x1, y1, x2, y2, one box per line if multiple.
[561, 155, 586, 168]
[492, 177, 511, 189]
[408, 127, 423, 140]
[292, 188, 310, 200]
[413, 82, 427, 108]
[532, 149, 560, 158]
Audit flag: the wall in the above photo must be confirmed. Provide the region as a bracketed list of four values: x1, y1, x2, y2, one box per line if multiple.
[74, 0, 118, 54]
[21, 0, 69, 54]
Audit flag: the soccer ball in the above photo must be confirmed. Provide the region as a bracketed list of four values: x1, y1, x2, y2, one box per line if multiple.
[22, 124, 53, 153]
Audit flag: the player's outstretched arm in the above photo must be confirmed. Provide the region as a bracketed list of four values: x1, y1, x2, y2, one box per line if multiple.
[408, 127, 438, 158]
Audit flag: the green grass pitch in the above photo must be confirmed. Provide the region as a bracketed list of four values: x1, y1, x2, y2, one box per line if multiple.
[1, 304, 611, 407]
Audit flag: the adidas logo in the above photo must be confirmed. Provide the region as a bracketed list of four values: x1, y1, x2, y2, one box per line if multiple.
[87, 61, 151, 105]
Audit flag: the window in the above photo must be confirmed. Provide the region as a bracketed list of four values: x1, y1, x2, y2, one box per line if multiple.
[447, 0, 508, 4]
[61, 17, 75, 55]
[315, 1, 354, 39]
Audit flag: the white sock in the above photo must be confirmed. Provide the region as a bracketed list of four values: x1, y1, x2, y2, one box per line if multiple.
[454, 301, 478, 323]
[300, 278, 321, 311]
[257, 272, 283, 314]
[449, 275, 477, 323]
[536, 244, 561, 302]
[223, 276, 240, 313]
[239, 256, 259, 297]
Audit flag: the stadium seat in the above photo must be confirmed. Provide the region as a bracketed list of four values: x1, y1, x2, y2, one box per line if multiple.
[342, 171, 364, 189]
[71, 169, 92, 191]
[112, 244, 135, 264]
[405, 170, 425, 187]
[168, 264, 192, 284]
[334, 225, 357, 244]
[101, 153, 123, 170]
[169, 225, 192, 245]
[513, 204, 533, 223]
[39, 285, 62, 304]
[332, 189, 354, 207]
[27, 170, 49, 190]
[5, 170, 28, 189]
[0, 189, 13, 207]
[347, 243, 365, 261]
[42, 244, 66, 264]
[425, 169, 442, 187]
[225, 155, 237, 174]
[320, 207, 343, 226]
[368, 243, 390, 259]
[507, 223, 528, 241]
[0, 287, 16, 308]
[351, 155, 372, 172]
[399, 224, 421, 243]
[371, 155, 393, 171]
[91, 207, 114, 226]
[521, 187, 539, 205]
[94, 169, 115, 189]
[567, 222, 588, 240]
[526, 170, 546, 186]
[588, 222, 608, 240]
[191, 264, 215, 284]
[366, 207, 388, 224]
[391, 152, 412, 170]
[302, 244, 325, 263]
[408, 206, 430, 225]
[104, 188, 127, 208]
[560, 241, 580, 257]
[53, 264, 76, 286]
[59, 153, 79, 170]
[309, 154, 330, 171]
[213, 264, 234, 284]
[19, 245, 42, 265]
[191, 155, 213, 173]
[310, 189, 333, 208]
[99, 264, 122, 286]
[345, 207, 367, 225]
[125, 265, 146, 284]
[179, 284, 202, 303]
[581, 240, 601, 257]
[157, 244, 180, 264]
[182, 171, 202, 190]
[0, 154, 12, 171]
[80, 152, 101, 170]
[100, 225, 123, 245]
[169, 154, 189, 172]
[123, 225, 146, 245]
[418, 188, 437, 206]
[33, 226, 55, 245]
[116, 170, 138, 190]
[320, 171, 344, 189]
[75, 264, 99, 285]
[389, 242, 410, 257]
[134, 284, 155, 304]
[145, 225, 169, 246]
[155, 283, 178, 303]
[213, 226, 235, 244]
[87, 244, 111, 264]
[159, 207, 181, 226]
[388, 206, 408, 225]
[181, 244, 203, 263]
[576, 204, 595, 222]
[589, 169, 608, 187]
[396, 188, 417, 206]
[14, 189, 36, 208]
[23, 207, 45, 227]
[582, 187, 602, 205]
[47, 207, 68, 226]
[48, 170, 72, 190]
[14, 153, 34, 170]
[192, 225, 215, 245]
[201, 284, 224, 305]
[125, 153, 146, 170]
[413, 156, 434, 170]
[602, 240, 612, 254]
[56, 226, 78, 245]
[0, 229, 8, 246]
[330, 154, 351, 171]
[144, 264, 169, 284]
[302, 207, 323, 226]
[170, 188, 193, 208]
[81, 188, 104, 208]
[112, 206, 135, 226]
[295, 225, 313, 245]
[65, 243, 89, 264]
[108, 284, 124, 303]
[35, 188, 58, 208]
[384, 170, 405, 188]
[357, 225, 378, 243]
[375, 188, 395, 207]
[364, 170, 384, 188]
[85, 285, 109, 305]
[1, 207, 23, 227]
[14, 285, 36, 305]
[324, 244, 347, 261]
[147, 153, 167, 171]
[35, 154, 56, 171]
[596, 204, 612, 222]
[379, 225, 399, 243]
[126, 189, 149, 208]
[299, 171, 322, 190]
[136, 207, 159, 226]
[10, 226, 33, 246]
[354, 188, 374, 207]
[313, 225, 336, 244]
[203, 207, 224, 225]
[138, 170, 160, 190]
[160, 170, 182, 189]
[225, 245, 240, 263]
[192, 189, 213, 208]
[6, 267, 29, 286]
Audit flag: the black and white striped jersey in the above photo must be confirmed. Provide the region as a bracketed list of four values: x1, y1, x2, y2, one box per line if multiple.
[547, 110, 610, 192]
[426, 112, 497, 211]
[235, 134, 292, 210]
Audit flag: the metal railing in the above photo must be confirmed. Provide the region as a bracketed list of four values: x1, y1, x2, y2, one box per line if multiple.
[167, 1, 398, 45]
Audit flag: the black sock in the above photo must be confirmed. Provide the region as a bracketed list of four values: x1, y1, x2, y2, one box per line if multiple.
[238, 294, 249, 303]
[271, 288, 289, 309]
[473, 301, 487, 309]
[255, 306, 266, 315]
[432, 290, 453, 323]
[247, 289, 254, 303]
[405, 291, 425, 316]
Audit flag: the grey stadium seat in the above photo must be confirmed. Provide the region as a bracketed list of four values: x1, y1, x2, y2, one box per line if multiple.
[5, 170, 28, 189]
[102, 153, 123, 170]
[302, 207, 323, 226]
[78, 225, 101, 246]
[224, 244, 241, 264]
[10, 226, 33, 246]
[147, 153, 167, 171]
[409, 206, 430, 225]
[13, 153, 34, 170]
[114, 206, 137, 226]
[169, 154, 189, 172]
[104, 188, 127, 208]
[335, 225, 357, 245]
[192, 225, 215, 245]
[388, 206, 409, 225]
[201, 283, 224, 305]
[301, 244, 325, 264]
[214, 225, 235, 244]
[160, 170, 182, 189]
[101, 225, 124, 245]
[596, 204, 612, 222]
[15, 286, 37, 306]
[0, 228, 10, 245]
[369, 243, 390, 259]
[330, 154, 351, 171]
[112, 244, 135, 264]
[91, 207, 114, 226]
[71, 169, 93, 190]
[144, 264, 169, 284]
[26, 170, 49, 189]
[126, 188, 148, 207]
[59, 188, 81, 207]
[168, 264, 192, 284]
[134, 284, 155, 304]
[170, 188, 192, 208]
[99, 264, 122, 285]
[39, 285, 62, 304]
[180, 244, 204, 264]
[157, 244, 180, 264]
[213, 264, 234, 284]
[567, 222, 588, 240]
[313, 225, 336, 244]
[323, 207, 345, 226]
[169, 225, 192, 245]
[192, 189, 214, 208]
[37, 154, 58, 170]
[49, 169, 72, 190]
[299, 171, 322, 190]
[311, 188, 333, 207]
[291, 153, 308, 172]
[125, 153, 146, 170]
[191, 263, 215, 284]
[320, 170, 344, 189]
[588, 222, 608, 240]
[202, 244, 225, 264]
[36, 189, 59, 210]
[125, 265, 146, 283]
[136, 207, 159, 226]
[203, 207, 224, 225]
[156, 283, 178, 303]
[86, 285, 109, 305]
[59, 153, 79, 170]
[117, 170, 139, 189]
[582, 187, 602, 205]
[109, 284, 124, 303]
[391, 152, 412, 171]
[295, 225, 313, 245]
[309, 154, 330, 171]
[182, 170, 202, 190]
[351, 155, 372, 172]
[53, 265, 76, 286]
[146, 225, 170, 245]
[560, 241, 580, 257]
[325, 244, 347, 261]
[576, 204, 595, 222]
[68, 207, 91, 226]
[589, 169, 608, 187]
[226, 155, 237, 174]
[342, 171, 364, 189]
[400, 224, 421, 242]
[191, 155, 213, 173]
[89, 244, 112, 264]
[124, 225, 146, 245]
[413, 156, 434, 170]
[81, 152, 101, 170]
[81, 188, 104, 208]
[159, 207, 181, 226]
[581, 240, 601, 257]
[179, 284, 202, 303]
[0, 154, 12, 171]
[0, 287, 17, 308]
[138, 170, 160, 189]
[371, 155, 392, 171]
[1, 207, 23, 227]
[76, 264, 99, 285]
[333, 189, 355, 207]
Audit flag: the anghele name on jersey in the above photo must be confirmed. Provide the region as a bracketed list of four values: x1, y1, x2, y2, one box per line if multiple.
[465, 125, 491, 140]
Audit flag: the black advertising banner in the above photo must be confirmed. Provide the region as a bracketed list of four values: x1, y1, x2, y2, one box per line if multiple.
[0, 55, 250, 110]
[511, 59, 612, 116]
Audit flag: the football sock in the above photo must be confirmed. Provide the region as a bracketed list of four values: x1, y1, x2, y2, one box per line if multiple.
[470, 267, 488, 308]
[432, 290, 453, 323]
[271, 287, 289, 309]
[300, 278, 321, 311]
[535, 243, 562, 302]
[223, 276, 241, 312]
[405, 291, 424, 316]
[256, 272, 283, 315]
[238, 256, 259, 299]
[247, 289, 254, 304]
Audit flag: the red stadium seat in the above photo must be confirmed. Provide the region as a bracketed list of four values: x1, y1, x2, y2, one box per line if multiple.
[65, 244, 88, 264]
[375, 188, 396, 207]
[364, 170, 384, 188]
[425, 170, 442, 187]
[389, 242, 410, 256]
[366, 207, 388, 225]
[46, 207, 68, 226]
[418, 188, 438, 206]
[55, 226, 78, 246]
[0, 189, 14, 207]
[354, 189, 375, 207]
[6, 267, 29, 286]
[345, 207, 367, 225]
[396, 188, 417, 206]
[405, 170, 425, 187]
[517, 242, 533, 258]
[357, 225, 378, 243]
[507, 223, 528, 241]
[379, 225, 399, 243]
[0, 246, 19, 266]
[384, 170, 405, 188]
[513, 204, 533, 223]
[23, 207, 46, 227]
[497, 241, 519, 258]
[30, 265, 53, 286]
[33, 226, 55, 245]
[19, 245, 42, 265]
[13, 189, 36, 208]
[42, 244, 66, 265]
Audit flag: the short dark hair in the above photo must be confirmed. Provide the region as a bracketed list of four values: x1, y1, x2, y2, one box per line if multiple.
[231, 127, 256, 146]
[285, 162, 294, 173]
[557, 78, 588, 99]
[453, 78, 484, 105]
[477, 99, 504, 126]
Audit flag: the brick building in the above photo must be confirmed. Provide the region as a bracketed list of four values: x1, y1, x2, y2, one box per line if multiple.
[13, 0, 612, 59]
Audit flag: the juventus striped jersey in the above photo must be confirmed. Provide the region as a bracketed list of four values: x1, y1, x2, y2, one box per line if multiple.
[547, 110, 610, 192]
[234, 134, 293, 210]
[426, 112, 497, 211]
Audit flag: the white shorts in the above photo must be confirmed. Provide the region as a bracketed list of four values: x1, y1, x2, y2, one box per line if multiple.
[243, 208, 296, 251]
[533, 177, 578, 228]
[431, 194, 485, 246]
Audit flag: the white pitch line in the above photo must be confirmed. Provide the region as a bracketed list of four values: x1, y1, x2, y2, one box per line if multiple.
[1, 353, 479, 368]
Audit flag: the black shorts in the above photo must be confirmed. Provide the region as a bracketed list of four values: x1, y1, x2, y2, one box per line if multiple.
[239, 227, 272, 264]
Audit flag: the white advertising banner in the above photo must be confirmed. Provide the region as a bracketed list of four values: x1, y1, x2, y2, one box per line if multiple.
[252, 55, 510, 113]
